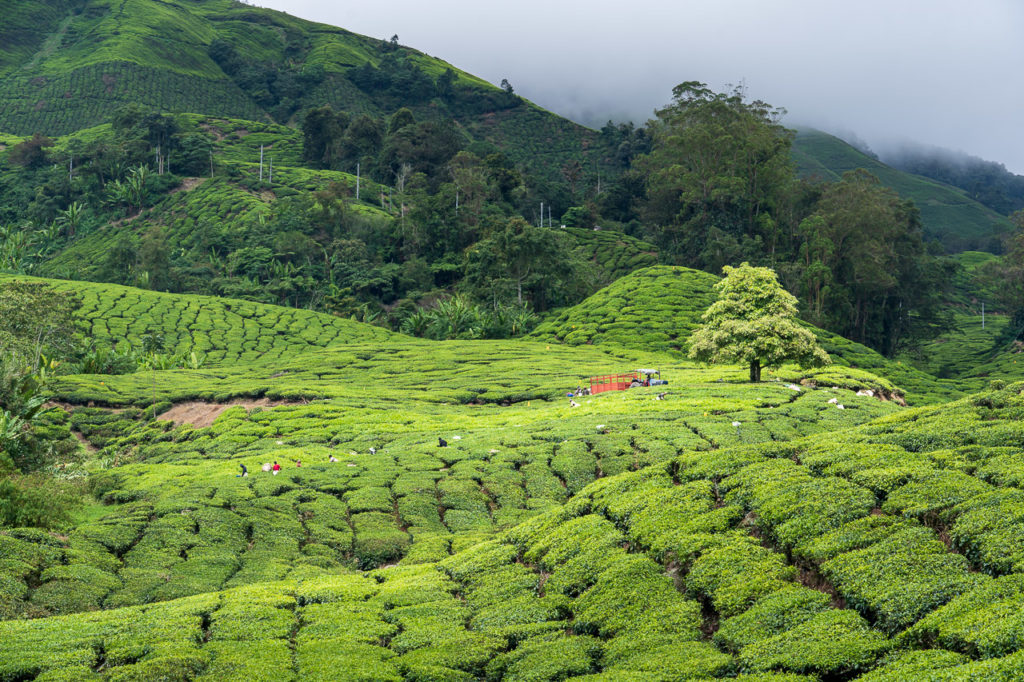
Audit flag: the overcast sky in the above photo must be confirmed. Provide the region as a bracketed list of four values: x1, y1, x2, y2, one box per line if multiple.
[258, 0, 1024, 174]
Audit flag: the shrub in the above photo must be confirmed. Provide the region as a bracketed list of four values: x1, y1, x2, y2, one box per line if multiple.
[738, 609, 889, 676]
[715, 585, 832, 651]
[821, 526, 984, 633]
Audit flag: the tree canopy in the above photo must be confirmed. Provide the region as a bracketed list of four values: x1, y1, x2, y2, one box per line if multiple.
[688, 263, 830, 381]
[638, 81, 796, 270]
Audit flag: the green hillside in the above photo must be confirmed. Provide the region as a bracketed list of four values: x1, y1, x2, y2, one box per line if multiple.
[7, 307, 1024, 678]
[0, 275, 396, 366]
[792, 129, 1013, 251]
[0, 0, 601, 177]
[532, 266, 962, 405]
[895, 251, 1024, 391]
[7, 7, 1024, 679]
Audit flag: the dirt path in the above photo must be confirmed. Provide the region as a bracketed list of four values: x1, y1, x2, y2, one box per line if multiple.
[156, 398, 290, 428]
[71, 430, 99, 454]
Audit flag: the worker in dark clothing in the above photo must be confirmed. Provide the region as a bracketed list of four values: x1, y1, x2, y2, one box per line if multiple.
[438, 437, 448, 447]
[238, 463, 248, 477]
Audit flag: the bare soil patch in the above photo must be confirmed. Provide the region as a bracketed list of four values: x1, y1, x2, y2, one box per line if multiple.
[169, 177, 207, 195]
[157, 398, 291, 428]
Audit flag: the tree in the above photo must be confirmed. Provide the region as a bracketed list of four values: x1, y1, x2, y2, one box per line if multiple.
[463, 217, 582, 310]
[8, 133, 55, 168]
[301, 106, 346, 168]
[689, 263, 830, 382]
[798, 169, 953, 355]
[137, 226, 172, 291]
[637, 82, 796, 269]
[55, 201, 86, 238]
[979, 209, 1024, 340]
[0, 281, 82, 369]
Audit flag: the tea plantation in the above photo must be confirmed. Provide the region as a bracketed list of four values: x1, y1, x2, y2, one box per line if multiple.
[531, 266, 964, 405]
[5, 275, 1024, 680]
[0, 274, 395, 366]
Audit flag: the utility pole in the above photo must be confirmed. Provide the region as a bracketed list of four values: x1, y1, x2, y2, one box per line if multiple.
[539, 202, 544, 227]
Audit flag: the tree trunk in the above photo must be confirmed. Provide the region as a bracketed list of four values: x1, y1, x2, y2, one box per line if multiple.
[749, 359, 761, 382]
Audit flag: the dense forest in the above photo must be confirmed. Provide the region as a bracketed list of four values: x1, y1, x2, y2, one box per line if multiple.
[7, 78, 1022, 359]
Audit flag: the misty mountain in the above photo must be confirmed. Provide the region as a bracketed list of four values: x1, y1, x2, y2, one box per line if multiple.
[791, 129, 1014, 251]
[879, 143, 1024, 217]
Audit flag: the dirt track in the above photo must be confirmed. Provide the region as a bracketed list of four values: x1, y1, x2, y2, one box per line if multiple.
[156, 398, 289, 428]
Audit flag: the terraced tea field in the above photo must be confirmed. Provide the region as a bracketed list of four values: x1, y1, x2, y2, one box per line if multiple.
[5, 277, 1024, 681]
[533, 266, 965, 405]
[1, 275, 395, 367]
[7, 366, 1024, 679]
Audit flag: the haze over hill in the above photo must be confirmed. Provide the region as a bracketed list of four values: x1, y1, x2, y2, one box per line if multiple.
[259, 0, 1024, 176]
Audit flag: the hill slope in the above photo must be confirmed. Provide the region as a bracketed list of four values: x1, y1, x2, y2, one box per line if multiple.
[7, 348, 1024, 679]
[1, 274, 397, 366]
[0, 0, 600, 176]
[792, 129, 1013, 251]
[532, 265, 962, 405]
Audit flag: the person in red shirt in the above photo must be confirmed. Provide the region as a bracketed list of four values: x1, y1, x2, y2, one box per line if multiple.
[272, 461, 281, 475]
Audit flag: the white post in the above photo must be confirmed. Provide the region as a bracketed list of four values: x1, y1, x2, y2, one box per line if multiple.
[540, 202, 544, 227]
[356, 162, 360, 200]
[982, 302, 985, 329]
[259, 145, 264, 182]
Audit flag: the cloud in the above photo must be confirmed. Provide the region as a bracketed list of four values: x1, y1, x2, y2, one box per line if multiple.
[257, 0, 1024, 174]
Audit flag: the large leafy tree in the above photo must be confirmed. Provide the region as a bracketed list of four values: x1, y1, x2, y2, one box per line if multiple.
[463, 217, 584, 310]
[795, 169, 954, 356]
[0, 281, 82, 369]
[1, 282, 81, 473]
[637, 82, 797, 270]
[689, 263, 830, 382]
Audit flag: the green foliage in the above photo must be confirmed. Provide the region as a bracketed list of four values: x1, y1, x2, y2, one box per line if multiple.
[637, 81, 795, 271]
[689, 263, 830, 381]
[738, 609, 890, 675]
[0, 475, 80, 529]
[792, 129, 1014, 251]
